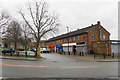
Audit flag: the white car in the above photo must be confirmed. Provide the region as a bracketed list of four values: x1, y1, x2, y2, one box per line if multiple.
[41, 48, 46, 53]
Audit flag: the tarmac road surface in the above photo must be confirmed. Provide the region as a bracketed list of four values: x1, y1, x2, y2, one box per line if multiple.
[1, 53, 119, 79]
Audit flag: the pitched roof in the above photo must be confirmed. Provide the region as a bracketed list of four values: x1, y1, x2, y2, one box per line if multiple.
[46, 24, 96, 42]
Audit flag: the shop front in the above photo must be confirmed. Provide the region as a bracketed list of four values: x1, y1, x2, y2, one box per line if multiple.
[76, 42, 86, 54]
[55, 44, 63, 53]
[48, 45, 55, 52]
[63, 43, 76, 54]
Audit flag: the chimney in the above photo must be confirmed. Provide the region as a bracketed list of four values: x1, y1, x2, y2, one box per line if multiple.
[91, 24, 93, 26]
[97, 21, 100, 25]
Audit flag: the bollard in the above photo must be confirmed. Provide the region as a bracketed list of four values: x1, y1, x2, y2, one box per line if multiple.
[3, 53, 5, 56]
[68, 51, 70, 55]
[69, 52, 70, 55]
[82, 52, 84, 56]
[80, 52, 81, 56]
[112, 53, 114, 58]
[17, 51, 19, 57]
[25, 51, 27, 57]
[64, 51, 65, 55]
[103, 53, 105, 59]
[94, 53, 96, 59]
[10, 52, 12, 56]
[73, 51, 75, 55]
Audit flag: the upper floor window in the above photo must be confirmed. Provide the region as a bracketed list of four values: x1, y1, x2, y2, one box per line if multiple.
[103, 35, 106, 40]
[59, 40, 60, 43]
[64, 39, 65, 42]
[66, 38, 68, 41]
[69, 37, 71, 41]
[74, 36, 76, 40]
[78, 36, 80, 40]
[61, 40, 63, 42]
[99, 29, 101, 40]
[92, 34, 95, 39]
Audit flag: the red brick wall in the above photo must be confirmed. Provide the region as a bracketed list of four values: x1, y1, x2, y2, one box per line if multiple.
[45, 21, 111, 54]
[88, 23, 110, 54]
[45, 33, 88, 47]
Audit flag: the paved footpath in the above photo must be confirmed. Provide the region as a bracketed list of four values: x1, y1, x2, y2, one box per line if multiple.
[53, 53, 119, 62]
[1, 52, 119, 62]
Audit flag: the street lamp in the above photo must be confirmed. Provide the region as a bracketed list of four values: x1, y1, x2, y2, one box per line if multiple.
[67, 26, 70, 55]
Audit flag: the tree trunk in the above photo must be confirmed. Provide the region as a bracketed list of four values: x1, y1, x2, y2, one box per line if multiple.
[25, 45, 27, 57]
[14, 42, 17, 54]
[36, 45, 41, 58]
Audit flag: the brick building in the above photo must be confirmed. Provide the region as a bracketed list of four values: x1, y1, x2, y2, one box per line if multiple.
[45, 21, 112, 55]
[45, 21, 114, 55]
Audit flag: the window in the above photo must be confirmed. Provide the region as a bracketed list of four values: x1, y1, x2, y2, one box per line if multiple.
[78, 36, 80, 40]
[99, 29, 101, 40]
[74, 36, 76, 40]
[66, 38, 68, 41]
[92, 34, 95, 39]
[59, 40, 60, 43]
[61, 40, 62, 42]
[64, 39, 65, 42]
[69, 37, 71, 41]
[103, 35, 106, 40]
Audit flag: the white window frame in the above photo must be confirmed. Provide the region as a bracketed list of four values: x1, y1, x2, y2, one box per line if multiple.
[92, 34, 95, 39]
[74, 36, 76, 40]
[64, 39, 65, 42]
[70, 37, 71, 41]
[103, 35, 106, 40]
[78, 36, 80, 40]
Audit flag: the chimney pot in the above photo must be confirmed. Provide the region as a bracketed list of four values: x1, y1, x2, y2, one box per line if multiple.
[97, 21, 100, 25]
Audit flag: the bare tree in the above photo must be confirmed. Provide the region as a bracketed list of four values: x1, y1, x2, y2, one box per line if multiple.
[0, 11, 10, 35]
[4, 20, 22, 53]
[21, 23, 32, 57]
[18, 1, 59, 58]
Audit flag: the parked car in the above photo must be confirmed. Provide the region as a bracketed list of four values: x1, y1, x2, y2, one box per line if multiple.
[17, 48, 24, 51]
[30, 47, 51, 53]
[41, 49, 51, 53]
[30, 48, 36, 52]
[41, 47, 46, 53]
[45, 49, 51, 53]
[2, 48, 15, 54]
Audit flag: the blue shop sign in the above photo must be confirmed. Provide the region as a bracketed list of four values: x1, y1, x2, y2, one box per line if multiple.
[56, 44, 62, 47]
[85, 46, 87, 50]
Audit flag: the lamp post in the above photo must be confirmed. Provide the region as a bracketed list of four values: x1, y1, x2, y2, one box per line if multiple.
[67, 27, 70, 55]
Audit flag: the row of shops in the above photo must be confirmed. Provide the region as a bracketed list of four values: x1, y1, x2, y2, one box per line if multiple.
[48, 41, 120, 56]
[48, 42, 86, 54]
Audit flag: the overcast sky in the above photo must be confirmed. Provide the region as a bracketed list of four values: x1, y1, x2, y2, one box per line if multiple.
[0, 0, 119, 40]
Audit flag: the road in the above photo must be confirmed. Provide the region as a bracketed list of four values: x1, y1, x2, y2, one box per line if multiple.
[1, 53, 118, 79]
